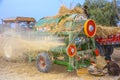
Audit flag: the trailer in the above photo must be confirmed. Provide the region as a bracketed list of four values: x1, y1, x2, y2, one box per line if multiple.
[95, 33, 120, 57]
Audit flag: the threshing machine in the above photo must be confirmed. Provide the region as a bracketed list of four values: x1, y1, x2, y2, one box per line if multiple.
[35, 14, 99, 72]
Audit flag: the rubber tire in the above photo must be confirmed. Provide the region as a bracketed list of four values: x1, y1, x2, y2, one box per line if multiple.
[103, 45, 114, 56]
[36, 52, 52, 73]
[95, 42, 105, 56]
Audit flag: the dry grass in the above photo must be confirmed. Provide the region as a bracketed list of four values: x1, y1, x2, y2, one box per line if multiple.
[96, 25, 120, 37]
[54, 5, 83, 17]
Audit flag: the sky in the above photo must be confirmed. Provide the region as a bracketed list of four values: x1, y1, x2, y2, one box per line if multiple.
[0, 0, 85, 22]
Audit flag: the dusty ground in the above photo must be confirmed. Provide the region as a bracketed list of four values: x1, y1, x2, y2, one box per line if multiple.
[0, 49, 120, 80]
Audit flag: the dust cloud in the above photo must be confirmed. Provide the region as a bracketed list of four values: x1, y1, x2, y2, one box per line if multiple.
[0, 28, 65, 62]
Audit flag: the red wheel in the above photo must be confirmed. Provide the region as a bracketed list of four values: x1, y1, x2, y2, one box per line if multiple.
[84, 19, 96, 37]
[36, 53, 52, 72]
[67, 44, 77, 57]
[39, 56, 46, 69]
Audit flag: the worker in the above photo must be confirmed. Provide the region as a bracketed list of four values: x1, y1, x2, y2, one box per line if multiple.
[103, 56, 120, 76]
[83, 5, 89, 18]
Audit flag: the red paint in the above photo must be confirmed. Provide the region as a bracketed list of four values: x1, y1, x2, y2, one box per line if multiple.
[67, 44, 77, 57]
[86, 20, 96, 37]
[95, 33, 120, 45]
[94, 48, 99, 56]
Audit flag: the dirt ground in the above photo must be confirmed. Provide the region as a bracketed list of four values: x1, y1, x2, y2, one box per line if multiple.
[0, 49, 120, 80]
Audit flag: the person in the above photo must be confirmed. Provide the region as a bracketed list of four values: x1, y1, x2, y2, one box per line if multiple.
[83, 5, 89, 18]
[103, 56, 120, 76]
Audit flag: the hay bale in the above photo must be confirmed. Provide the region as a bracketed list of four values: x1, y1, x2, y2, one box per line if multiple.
[96, 25, 120, 37]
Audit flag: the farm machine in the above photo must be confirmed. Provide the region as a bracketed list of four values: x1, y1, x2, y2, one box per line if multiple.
[2, 7, 116, 73]
[35, 14, 100, 72]
[1, 6, 119, 74]
[1, 14, 115, 73]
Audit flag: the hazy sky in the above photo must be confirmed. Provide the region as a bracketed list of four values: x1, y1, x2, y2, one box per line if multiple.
[0, 0, 85, 22]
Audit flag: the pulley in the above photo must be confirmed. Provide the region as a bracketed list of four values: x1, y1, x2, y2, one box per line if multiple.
[84, 19, 96, 37]
[66, 44, 77, 57]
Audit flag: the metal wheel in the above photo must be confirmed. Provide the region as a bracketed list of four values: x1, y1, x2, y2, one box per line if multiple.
[36, 52, 52, 73]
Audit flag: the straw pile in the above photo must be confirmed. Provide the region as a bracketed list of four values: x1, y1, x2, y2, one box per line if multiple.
[96, 25, 120, 37]
[54, 5, 84, 17]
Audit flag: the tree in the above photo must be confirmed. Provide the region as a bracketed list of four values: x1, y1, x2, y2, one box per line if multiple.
[84, 0, 117, 26]
[113, 0, 120, 20]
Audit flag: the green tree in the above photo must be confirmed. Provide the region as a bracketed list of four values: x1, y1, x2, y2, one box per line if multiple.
[84, 0, 117, 26]
[113, 0, 120, 20]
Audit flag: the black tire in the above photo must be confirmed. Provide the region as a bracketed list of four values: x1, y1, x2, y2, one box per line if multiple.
[36, 52, 52, 73]
[95, 42, 105, 56]
[103, 45, 114, 56]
